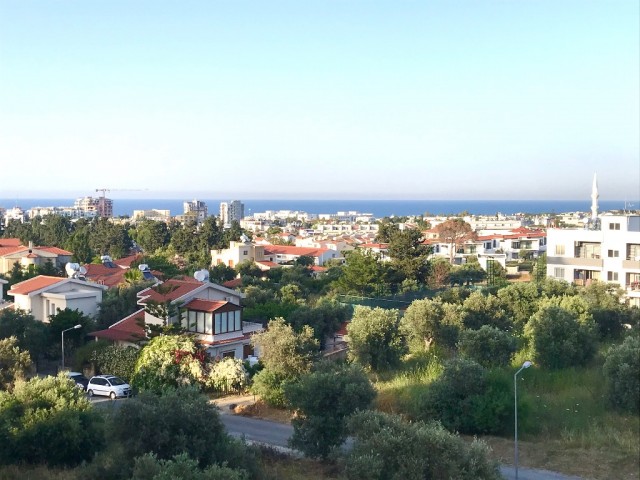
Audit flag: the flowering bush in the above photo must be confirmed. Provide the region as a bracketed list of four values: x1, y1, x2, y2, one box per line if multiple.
[206, 357, 248, 393]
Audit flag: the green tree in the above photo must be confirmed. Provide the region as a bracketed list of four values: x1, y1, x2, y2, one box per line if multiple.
[0, 374, 105, 466]
[462, 291, 512, 331]
[375, 220, 400, 243]
[525, 305, 597, 369]
[602, 335, 640, 413]
[345, 410, 501, 480]
[209, 263, 237, 284]
[0, 337, 32, 391]
[0, 309, 48, 365]
[287, 298, 351, 348]
[401, 298, 463, 351]
[428, 257, 452, 288]
[458, 325, 517, 368]
[88, 217, 132, 259]
[332, 249, 389, 296]
[285, 361, 376, 458]
[347, 306, 407, 372]
[134, 219, 170, 254]
[48, 308, 92, 364]
[387, 228, 432, 284]
[66, 227, 92, 263]
[250, 318, 319, 407]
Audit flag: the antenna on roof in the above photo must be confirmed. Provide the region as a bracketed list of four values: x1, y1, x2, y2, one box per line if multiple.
[194, 269, 209, 282]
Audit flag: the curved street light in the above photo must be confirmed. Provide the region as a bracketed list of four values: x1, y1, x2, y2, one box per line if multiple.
[514, 360, 532, 480]
[61, 324, 82, 370]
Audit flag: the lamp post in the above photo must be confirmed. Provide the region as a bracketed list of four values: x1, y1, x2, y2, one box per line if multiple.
[514, 360, 532, 480]
[61, 324, 82, 370]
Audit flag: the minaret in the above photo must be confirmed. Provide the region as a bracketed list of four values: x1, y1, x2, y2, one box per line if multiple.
[590, 173, 599, 221]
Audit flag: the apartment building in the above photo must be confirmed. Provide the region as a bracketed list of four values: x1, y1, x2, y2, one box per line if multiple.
[546, 214, 640, 306]
[220, 200, 245, 226]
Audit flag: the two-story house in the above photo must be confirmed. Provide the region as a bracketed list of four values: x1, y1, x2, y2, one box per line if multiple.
[90, 276, 263, 359]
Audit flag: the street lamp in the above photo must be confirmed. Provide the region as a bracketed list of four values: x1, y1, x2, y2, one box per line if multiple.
[514, 360, 532, 480]
[61, 324, 82, 370]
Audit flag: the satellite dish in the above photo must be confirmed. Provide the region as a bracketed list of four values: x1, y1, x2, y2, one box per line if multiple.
[194, 269, 209, 282]
[78, 266, 87, 275]
[65, 263, 80, 277]
[240, 234, 250, 244]
[100, 255, 113, 263]
[138, 264, 150, 272]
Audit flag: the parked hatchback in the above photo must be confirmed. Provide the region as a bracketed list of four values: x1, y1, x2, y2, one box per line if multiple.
[65, 371, 89, 391]
[87, 375, 131, 399]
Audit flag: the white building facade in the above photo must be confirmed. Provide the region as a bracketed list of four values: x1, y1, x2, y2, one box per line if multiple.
[546, 214, 640, 307]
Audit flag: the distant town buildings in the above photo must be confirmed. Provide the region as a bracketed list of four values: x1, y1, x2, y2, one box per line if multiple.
[132, 209, 172, 223]
[179, 199, 208, 223]
[220, 200, 245, 226]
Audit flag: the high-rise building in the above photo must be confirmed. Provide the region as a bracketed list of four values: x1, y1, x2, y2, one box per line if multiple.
[220, 200, 245, 226]
[183, 199, 208, 223]
[74, 196, 113, 218]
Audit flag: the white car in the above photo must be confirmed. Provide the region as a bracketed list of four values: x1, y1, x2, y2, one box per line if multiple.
[86, 375, 132, 400]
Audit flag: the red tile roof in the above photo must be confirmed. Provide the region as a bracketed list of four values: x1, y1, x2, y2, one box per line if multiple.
[89, 309, 146, 343]
[83, 264, 129, 288]
[8, 276, 65, 295]
[183, 299, 237, 313]
[0, 246, 27, 256]
[115, 254, 142, 268]
[263, 245, 329, 257]
[0, 238, 22, 247]
[222, 278, 242, 289]
[37, 246, 73, 255]
[138, 278, 203, 304]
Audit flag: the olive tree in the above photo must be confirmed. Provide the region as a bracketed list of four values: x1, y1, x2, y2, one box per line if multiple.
[285, 361, 376, 458]
[347, 306, 407, 372]
[603, 335, 640, 413]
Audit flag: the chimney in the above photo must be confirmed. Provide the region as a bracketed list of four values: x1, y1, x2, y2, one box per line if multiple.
[28, 241, 33, 253]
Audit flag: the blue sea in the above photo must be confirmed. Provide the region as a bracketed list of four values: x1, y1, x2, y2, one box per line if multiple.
[0, 198, 632, 218]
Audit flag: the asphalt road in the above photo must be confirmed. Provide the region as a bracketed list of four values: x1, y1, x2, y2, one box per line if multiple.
[92, 397, 585, 480]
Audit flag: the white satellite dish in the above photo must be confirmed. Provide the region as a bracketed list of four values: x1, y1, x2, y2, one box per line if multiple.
[194, 269, 209, 282]
[65, 263, 80, 277]
[240, 234, 251, 244]
[78, 266, 87, 275]
[138, 264, 150, 272]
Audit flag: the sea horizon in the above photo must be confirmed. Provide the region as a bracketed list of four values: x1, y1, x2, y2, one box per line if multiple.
[0, 198, 634, 219]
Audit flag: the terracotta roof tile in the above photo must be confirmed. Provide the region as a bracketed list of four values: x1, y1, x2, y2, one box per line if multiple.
[183, 299, 238, 313]
[8, 276, 65, 295]
[37, 247, 73, 255]
[263, 245, 329, 257]
[138, 278, 203, 304]
[0, 238, 22, 247]
[89, 309, 146, 342]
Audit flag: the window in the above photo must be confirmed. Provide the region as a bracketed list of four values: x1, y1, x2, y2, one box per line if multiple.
[609, 223, 620, 231]
[554, 267, 565, 279]
[222, 350, 235, 359]
[512, 242, 520, 249]
[607, 250, 619, 258]
[555, 245, 565, 255]
[243, 250, 248, 255]
[607, 272, 619, 281]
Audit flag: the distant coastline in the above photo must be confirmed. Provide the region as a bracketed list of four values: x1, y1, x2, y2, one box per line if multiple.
[0, 198, 633, 219]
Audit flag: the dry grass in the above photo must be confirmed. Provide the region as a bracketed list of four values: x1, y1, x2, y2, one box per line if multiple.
[466, 435, 639, 480]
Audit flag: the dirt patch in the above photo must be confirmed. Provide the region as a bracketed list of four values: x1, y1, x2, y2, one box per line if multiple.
[234, 399, 294, 424]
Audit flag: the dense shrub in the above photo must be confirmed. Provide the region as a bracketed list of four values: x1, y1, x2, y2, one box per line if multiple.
[0, 374, 105, 466]
[525, 305, 597, 369]
[345, 410, 501, 480]
[458, 325, 517, 368]
[131, 453, 249, 480]
[401, 298, 463, 351]
[603, 335, 640, 413]
[417, 357, 516, 435]
[93, 345, 140, 381]
[206, 357, 248, 393]
[110, 386, 261, 476]
[285, 361, 376, 458]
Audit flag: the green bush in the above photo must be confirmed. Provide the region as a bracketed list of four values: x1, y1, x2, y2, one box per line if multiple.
[417, 358, 516, 435]
[458, 326, 517, 368]
[345, 410, 501, 480]
[525, 305, 597, 369]
[93, 345, 140, 382]
[250, 369, 292, 408]
[131, 452, 250, 480]
[603, 335, 640, 413]
[0, 374, 105, 467]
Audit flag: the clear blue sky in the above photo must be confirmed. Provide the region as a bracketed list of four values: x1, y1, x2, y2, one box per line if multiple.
[1, 1, 638, 201]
